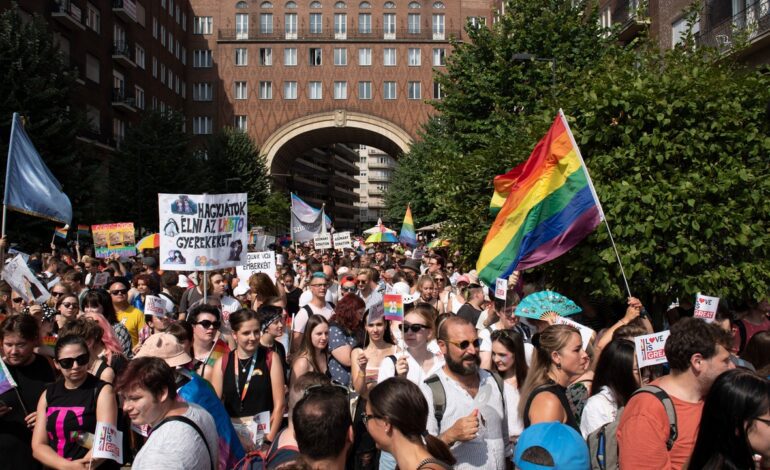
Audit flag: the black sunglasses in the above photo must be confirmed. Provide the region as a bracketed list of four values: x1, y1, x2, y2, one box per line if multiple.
[110, 289, 128, 295]
[61, 302, 79, 309]
[12, 297, 23, 303]
[57, 353, 89, 369]
[193, 320, 221, 329]
[51, 291, 65, 297]
[446, 338, 481, 350]
[403, 323, 429, 333]
[342, 286, 357, 293]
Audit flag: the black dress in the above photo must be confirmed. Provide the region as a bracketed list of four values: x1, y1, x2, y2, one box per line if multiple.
[522, 381, 581, 432]
[222, 347, 274, 418]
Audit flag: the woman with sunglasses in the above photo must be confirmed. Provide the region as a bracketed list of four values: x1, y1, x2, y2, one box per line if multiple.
[328, 295, 366, 387]
[365, 377, 456, 470]
[106, 277, 145, 349]
[59, 317, 127, 384]
[52, 292, 81, 335]
[290, 314, 330, 383]
[212, 309, 285, 448]
[189, 304, 231, 385]
[338, 275, 358, 303]
[489, 329, 529, 446]
[31, 334, 118, 470]
[82, 289, 133, 359]
[417, 275, 445, 315]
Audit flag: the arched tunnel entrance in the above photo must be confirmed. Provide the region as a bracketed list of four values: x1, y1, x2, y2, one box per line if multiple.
[262, 111, 413, 230]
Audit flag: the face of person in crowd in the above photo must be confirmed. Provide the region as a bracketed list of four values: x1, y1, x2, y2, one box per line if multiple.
[2, 332, 35, 366]
[431, 274, 446, 292]
[442, 323, 480, 376]
[50, 285, 68, 301]
[366, 318, 387, 343]
[427, 258, 441, 274]
[375, 252, 385, 262]
[265, 314, 285, 339]
[363, 401, 391, 451]
[748, 411, 770, 459]
[210, 274, 227, 297]
[122, 385, 169, 427]
[55, 343, 89, 384]
[492, 340, 515, 375]
[109, 282, 130, 305]
[282, 275, 295, 290]
[360, 256, 371, 268]
[552, 332, 589, 378]
[498, 304, 520, 329]
[697, 344, 734, 390]
[150, 314, 173, 332]
[356, 275, 370, 292]
[446, 263, 455, 273]
[10, 291, 26, 311]
[403, 268, 418, 283]
[58, 295, 80, 320]
[84, 261, 98, 274]
[403, 312, 431, 349]
[136, 279, 149, 295]
[341, 280, 357, 296]
[419, 280, 436, 301]
[192, 312, 219, 343]
[83, 301, 104, 318]
[311, 322, 329, 351]
[235, 318, 261, 355]
[309, 278, 328, 300]
[321, 254, 330, 264]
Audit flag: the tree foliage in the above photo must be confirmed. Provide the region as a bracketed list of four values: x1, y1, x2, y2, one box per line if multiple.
[202, 128, 270, 206]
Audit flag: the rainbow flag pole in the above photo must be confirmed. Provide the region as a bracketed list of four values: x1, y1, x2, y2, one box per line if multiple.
[52, 225, 69, 245]
[476, 109, 630, 297]
[76, 224, 89, 243]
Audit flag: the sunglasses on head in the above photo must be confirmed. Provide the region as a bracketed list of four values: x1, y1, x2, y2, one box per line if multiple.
[110, 289, 128, 295]
[57, 353, 89, 369]
[194, 320, 221, 329]
[403, 323, 429, 333]
[446, 338, 481, 350]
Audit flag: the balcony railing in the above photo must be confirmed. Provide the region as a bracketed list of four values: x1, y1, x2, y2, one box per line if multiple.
[111, 88, 136, 111]
[112, 41, 136, 67]
[218, 27, 460, 42]
[698, 2, 770, 50]
[112, 0, 137, 22]
[613, 0, 650, 43]
[51, 0, 85, 30]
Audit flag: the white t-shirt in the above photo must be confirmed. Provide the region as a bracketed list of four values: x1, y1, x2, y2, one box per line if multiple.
[580, 385, 618, 438]
[219, 295, 242, 335]
[503, 380, 524, 441]
[292, 302, 334, 334]
[377, 349, 444, 386]
[132, 403, 219, 470]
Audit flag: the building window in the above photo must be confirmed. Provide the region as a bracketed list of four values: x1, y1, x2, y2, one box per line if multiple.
[193, 117, 213, 135]
[259, 81, 273, 99]
[432, 47, 445, 66]
[235, 81, 248, 99]
[433, 81, 443, 99]
[408, 13, 420, 33]
[383, 81, 396, 99]
[383, 48, 396, 66]
[235, 48, 248, 66]
[260, 47, 273, 65]
[86, 3, 100, 33]
[193, 49, 213, 67]
[234, 115, 248, 132]
[309, 47, 322, 66]
[358, 47, 372, 65]
[672, 14, 699, 46]
[408, 48, 420, 66]
[383, 13, 396, 38]
[86, 53, 100, 83]
[284, 47, 297, 65]
[260, 13, 273, 33]
[334, 13, 347, 38]
[358, 81, 372, 99]
[152, 56, 157, 77]
[283, 81, 298, 99]
[236, 0, 248, 7]
[194, 16, 213, 34]
[408, 81, 421, 99]
[359, 1, 371, 7]
[334, 81, 347, 99]
[432, 1, 444, 8]
[384, 1, 395, 8]
[467, 16, 485, 29]
[86, 105, 100, 132]
[358, 13, 371, 33]
[309, 81, 322, 99]
[182, 12, 187, 30]
[432, 13, 444, 39]
[135, 86, 145, 109]
[285, 13, 298, 38]
[310, 13, 322, 33]
[335, 1, 346, 7]
[286, 1, 297, 8]
[181, 46, 187, 65]
[409, 1, 421, 8]
[236, 13, 249, 39]
[135, 44, 145, 69]
[310, 1, 322, 7]
[168, 31, 174, 53]
[193, 83, 213, 101]
[113, 118, 125, 145]
[160, 64, 166, 84]
[334, 48, 347, 65]
[153, 17, 158, 38]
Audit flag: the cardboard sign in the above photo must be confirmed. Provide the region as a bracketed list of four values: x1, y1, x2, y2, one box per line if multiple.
[635, 330, 671, 368]
[92, 223, 136, 259]
[92, 272, 110, 289]
[693, 293, 720, 323]
[495, 278, 508, 300]
[93, 422, 123, 463]
[383, 294, 404, 321]
[2, 256, 50, 304]
[333, 231, 352, 250]
[7, 248, 29, 263]
[313, 234, 332, 250]
[554, 316, 595, 350]
[236, 251, 277, 283]
[368, 301, 385, 323]
[144, 295, 174, 317]
[158, 193, 248, 271]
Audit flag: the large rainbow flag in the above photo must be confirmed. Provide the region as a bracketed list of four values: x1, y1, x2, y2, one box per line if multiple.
[399, 205, 417, 247]
[477, 110, 604, 286]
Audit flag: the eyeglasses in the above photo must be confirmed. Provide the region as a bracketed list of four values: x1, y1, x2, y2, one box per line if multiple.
[433, 277, 445, 283]
[445, 338, 481, 350]
[362, 413, 384, 426]
[403, 323, 429, 333]
[61, 302, 79, 309]
[12, 297, 23, 304]
[193, 320, 221, 330]
[57, 353, 89, 369]
[110, 289, 128, 296]
[310, 283, 328, 288]
[342, 287, 357, 293]
[755, 417, 770, 426]
[356, 280, 368, 285]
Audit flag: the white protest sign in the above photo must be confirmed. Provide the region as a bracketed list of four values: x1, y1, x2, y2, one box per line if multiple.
[158, 193, 248, 271]
[313, 234, 332, 250]
[1, 257, 50, 304]
[93, 421, 123, 463]
[7, 248, 29, 263]
[144, 295, 173, 317]
[554, 316, 595, 350]
[495, 278, 508, 300]
[333, 231, 352, 250]
[693, 293, 720, 323]
[237, 251, 277, 283]
[254, 410, 271, 437]
[635, 330, 671, 368]
[368, 301, 385, 323]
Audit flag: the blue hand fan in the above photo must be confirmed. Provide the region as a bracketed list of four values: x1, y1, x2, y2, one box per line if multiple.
[515, 290, 582, 320]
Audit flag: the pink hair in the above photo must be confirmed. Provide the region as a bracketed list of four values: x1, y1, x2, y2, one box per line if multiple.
[86, 312, 123, 358]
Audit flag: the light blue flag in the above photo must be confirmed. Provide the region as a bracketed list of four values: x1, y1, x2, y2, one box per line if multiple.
[3, 113, 72, 224]
[290, 193, 332, 242]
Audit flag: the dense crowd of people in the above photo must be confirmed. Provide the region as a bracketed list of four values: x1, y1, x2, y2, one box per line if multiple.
[0, 239, 768, 469]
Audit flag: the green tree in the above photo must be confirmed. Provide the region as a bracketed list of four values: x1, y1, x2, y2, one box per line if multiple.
[250, 191, 290, 235]
[202, 128, 270, 206]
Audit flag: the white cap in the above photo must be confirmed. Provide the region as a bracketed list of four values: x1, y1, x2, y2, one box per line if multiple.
[233, 283, 250, 297]
[391, 282, 420, 304]
[177, 274, 190, 288]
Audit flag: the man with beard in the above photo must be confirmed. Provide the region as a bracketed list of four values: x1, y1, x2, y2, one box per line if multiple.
[420, 316, 510, 470]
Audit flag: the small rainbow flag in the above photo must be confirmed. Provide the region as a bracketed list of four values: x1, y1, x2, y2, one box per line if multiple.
[77, 225, 90, 236]
[248, 230, 258, 246]
[399, 205, 417, 247]
[0, 356, 18, 395]
[54, 226, 68, 239]
[383, 294, 404, 321]
[477, 110, 604, 287]
[42, 335, 57, 347]
[205, 339, 230, 368]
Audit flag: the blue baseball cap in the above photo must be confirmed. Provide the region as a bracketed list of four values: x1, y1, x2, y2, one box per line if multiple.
[514, 422, 589, 470]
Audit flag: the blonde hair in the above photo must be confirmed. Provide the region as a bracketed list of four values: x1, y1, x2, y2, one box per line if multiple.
[518, 324, 580, 420]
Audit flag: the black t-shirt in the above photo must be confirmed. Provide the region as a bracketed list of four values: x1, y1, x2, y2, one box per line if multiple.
[0, 354, 56, 469]
[285, 287, 302, 315]
[457, 303, 482, 326]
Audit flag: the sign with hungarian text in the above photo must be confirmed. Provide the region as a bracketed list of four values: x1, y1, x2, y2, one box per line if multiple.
[158, 193, 248, 271]
[237, 251, 277, 283]
[333, 231, 352, 250]
[635, 330, 671, 368]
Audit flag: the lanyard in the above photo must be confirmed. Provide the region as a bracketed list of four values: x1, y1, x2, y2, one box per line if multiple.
[234, 352, 257, 409]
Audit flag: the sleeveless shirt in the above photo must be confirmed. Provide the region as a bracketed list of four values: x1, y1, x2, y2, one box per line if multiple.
[222, 347, 273, 418]
[522, 381, 580, 432]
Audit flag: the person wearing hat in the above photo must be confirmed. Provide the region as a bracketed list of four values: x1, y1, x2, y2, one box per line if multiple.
[514, 422, 589, 470]
[233, 283, 251, 308]
[401, 259, 422, 288]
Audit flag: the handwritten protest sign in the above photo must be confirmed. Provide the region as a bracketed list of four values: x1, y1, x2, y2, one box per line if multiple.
[93, 422, 123, 463]
[554, 316, 595, 350]
[694, 293, 720, 323]
[368, 301, 385, 323]
[236, 251, 277, 283]
[495, 278, 508, 300]
[333, 232, 352, 250]
[158, 193, 248, 271]
[383, 294, 405, 321]
[313, 234, 332, 250]
[144, 295, 174, 317]
[2, 256, 50, 304]
[635, 330, 671, 368]
[92, 223, 136, 259]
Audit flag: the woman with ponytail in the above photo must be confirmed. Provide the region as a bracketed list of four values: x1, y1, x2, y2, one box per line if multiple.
[365, 377, 456, 470]
[519, 324, 589, 433]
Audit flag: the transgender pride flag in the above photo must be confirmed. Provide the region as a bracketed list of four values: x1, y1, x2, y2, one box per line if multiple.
[0, 356, 17, 395]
